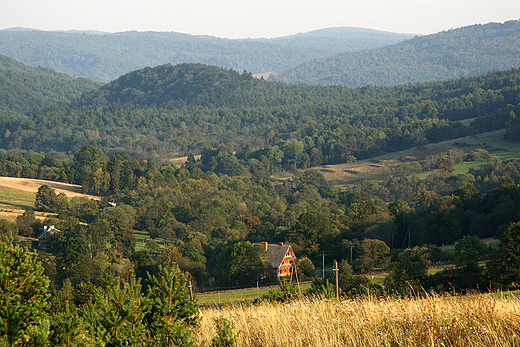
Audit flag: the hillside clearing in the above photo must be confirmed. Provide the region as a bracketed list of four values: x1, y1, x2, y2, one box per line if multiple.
[272, 129, 520, 189]
[0, 176, 99, 221]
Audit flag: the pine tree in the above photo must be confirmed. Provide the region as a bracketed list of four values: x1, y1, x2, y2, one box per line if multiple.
[145, 263, 201, 346]
[0, 235, 51, 345]
[83, 274, 147, 346]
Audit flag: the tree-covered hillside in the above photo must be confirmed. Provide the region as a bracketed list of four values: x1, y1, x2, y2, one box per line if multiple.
[0, 28, 412, 82]
[0, 54, 101, 115]
[272, 20, 520, 87]
[0, 62, 518, 166]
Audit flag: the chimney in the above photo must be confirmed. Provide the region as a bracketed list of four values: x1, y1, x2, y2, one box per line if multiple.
[279, 242, 284, 246]
[262, 242, 268, 252]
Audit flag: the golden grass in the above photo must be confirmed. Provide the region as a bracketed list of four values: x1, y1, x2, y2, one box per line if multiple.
[0, 176, 99, 200]
[194, 293, 520, 347]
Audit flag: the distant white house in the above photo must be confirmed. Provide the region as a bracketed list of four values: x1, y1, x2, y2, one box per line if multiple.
[37, 225, 59, 250]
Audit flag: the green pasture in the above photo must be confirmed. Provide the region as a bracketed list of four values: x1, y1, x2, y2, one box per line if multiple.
[0, 187, 36, 209]
[417, 136, 520, 180]
[197, 282, 313, 304]
[464, 136, 520, 159]
[133, 230, 168, 252]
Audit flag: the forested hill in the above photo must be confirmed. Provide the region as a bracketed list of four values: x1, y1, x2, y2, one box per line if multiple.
[249, 27, 415, 53]
[0, 54, 101, 115]
[272, 20, 520, 87]
[0, 28, 413, 82]
[1, 62, 519, 164]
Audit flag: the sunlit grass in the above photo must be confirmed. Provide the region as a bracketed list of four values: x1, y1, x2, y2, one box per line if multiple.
[195, 292, 520, 347]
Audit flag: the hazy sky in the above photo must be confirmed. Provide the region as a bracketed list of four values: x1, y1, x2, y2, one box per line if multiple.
[1, 0, 519, 38]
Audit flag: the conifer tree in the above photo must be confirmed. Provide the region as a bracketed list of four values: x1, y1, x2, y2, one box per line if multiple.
[145, 263, 201, 346]
[0, 235, 50, 345]
[83, 274, 147, 346]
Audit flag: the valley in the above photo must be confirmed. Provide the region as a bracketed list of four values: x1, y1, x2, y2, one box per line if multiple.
[1, 18, 520, 346]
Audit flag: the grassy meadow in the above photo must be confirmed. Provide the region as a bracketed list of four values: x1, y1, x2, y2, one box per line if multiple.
[0, 186, 39, 222]
[194, 293, 520, 347]
[197, 282, 313, 305]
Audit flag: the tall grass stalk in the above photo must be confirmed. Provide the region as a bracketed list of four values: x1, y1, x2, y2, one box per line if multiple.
[194, 293, 520, 346]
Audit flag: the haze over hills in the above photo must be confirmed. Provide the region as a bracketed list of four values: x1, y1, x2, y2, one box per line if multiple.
[0, 27, 413, 82]
[271, 20, 520, 87]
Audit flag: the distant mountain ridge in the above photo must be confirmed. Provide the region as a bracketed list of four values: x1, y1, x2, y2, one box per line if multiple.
[0, 27, 413, 82]
[271, 20, 520, 87]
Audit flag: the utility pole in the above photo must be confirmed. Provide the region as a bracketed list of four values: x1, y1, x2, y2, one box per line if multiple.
[294, 264, 301, 295]
[322, 253, 325, 279]
[188, 281, 194, 301]
[333, 261, 339, 299]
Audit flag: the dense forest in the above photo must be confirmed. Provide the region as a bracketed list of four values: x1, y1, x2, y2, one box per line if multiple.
[273, 20, 520, 87]
[1, 143, 520, 291]
[0, 28, 413, 82]
[1, 59, 519, 166]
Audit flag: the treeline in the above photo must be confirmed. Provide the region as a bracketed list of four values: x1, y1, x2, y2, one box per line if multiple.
[273, 20, 520, 87]
[1, 62, 519, 164]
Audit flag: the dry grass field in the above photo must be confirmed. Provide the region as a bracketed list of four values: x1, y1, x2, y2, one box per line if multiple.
[0, 176, 99, 221]
[195, 293, 520, 347]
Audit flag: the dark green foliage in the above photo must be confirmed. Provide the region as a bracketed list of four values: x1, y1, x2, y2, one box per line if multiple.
[35, 184, 58, 212]
[215, 242, 271, 288]
[295, 256, 315, 280]
[55, 235, 91, 287]
[0, 219, 17, 238]
[310, 260, 375, 298]
[262, 280, 298, 303]
[455, 235, 487, 269]
[487, 222, 520, 289]
[50, 301, 84, 346]
[384, 247, 430, 296]
[426, 236, 488, 293]
[15, 208, 41, 238]
[287, 211, 340, 260]
[84, 274, 147, 346]
[0, 235, 50, 345]
[311, 279, 336, 299]
[1, 55, 519, 167]
[145, 263, 200, 345]
[356, 238, 390, 273]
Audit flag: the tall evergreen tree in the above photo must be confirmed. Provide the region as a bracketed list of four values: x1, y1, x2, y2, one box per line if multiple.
[0, 235, 51, 345]
[145, 263, 201, 346]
